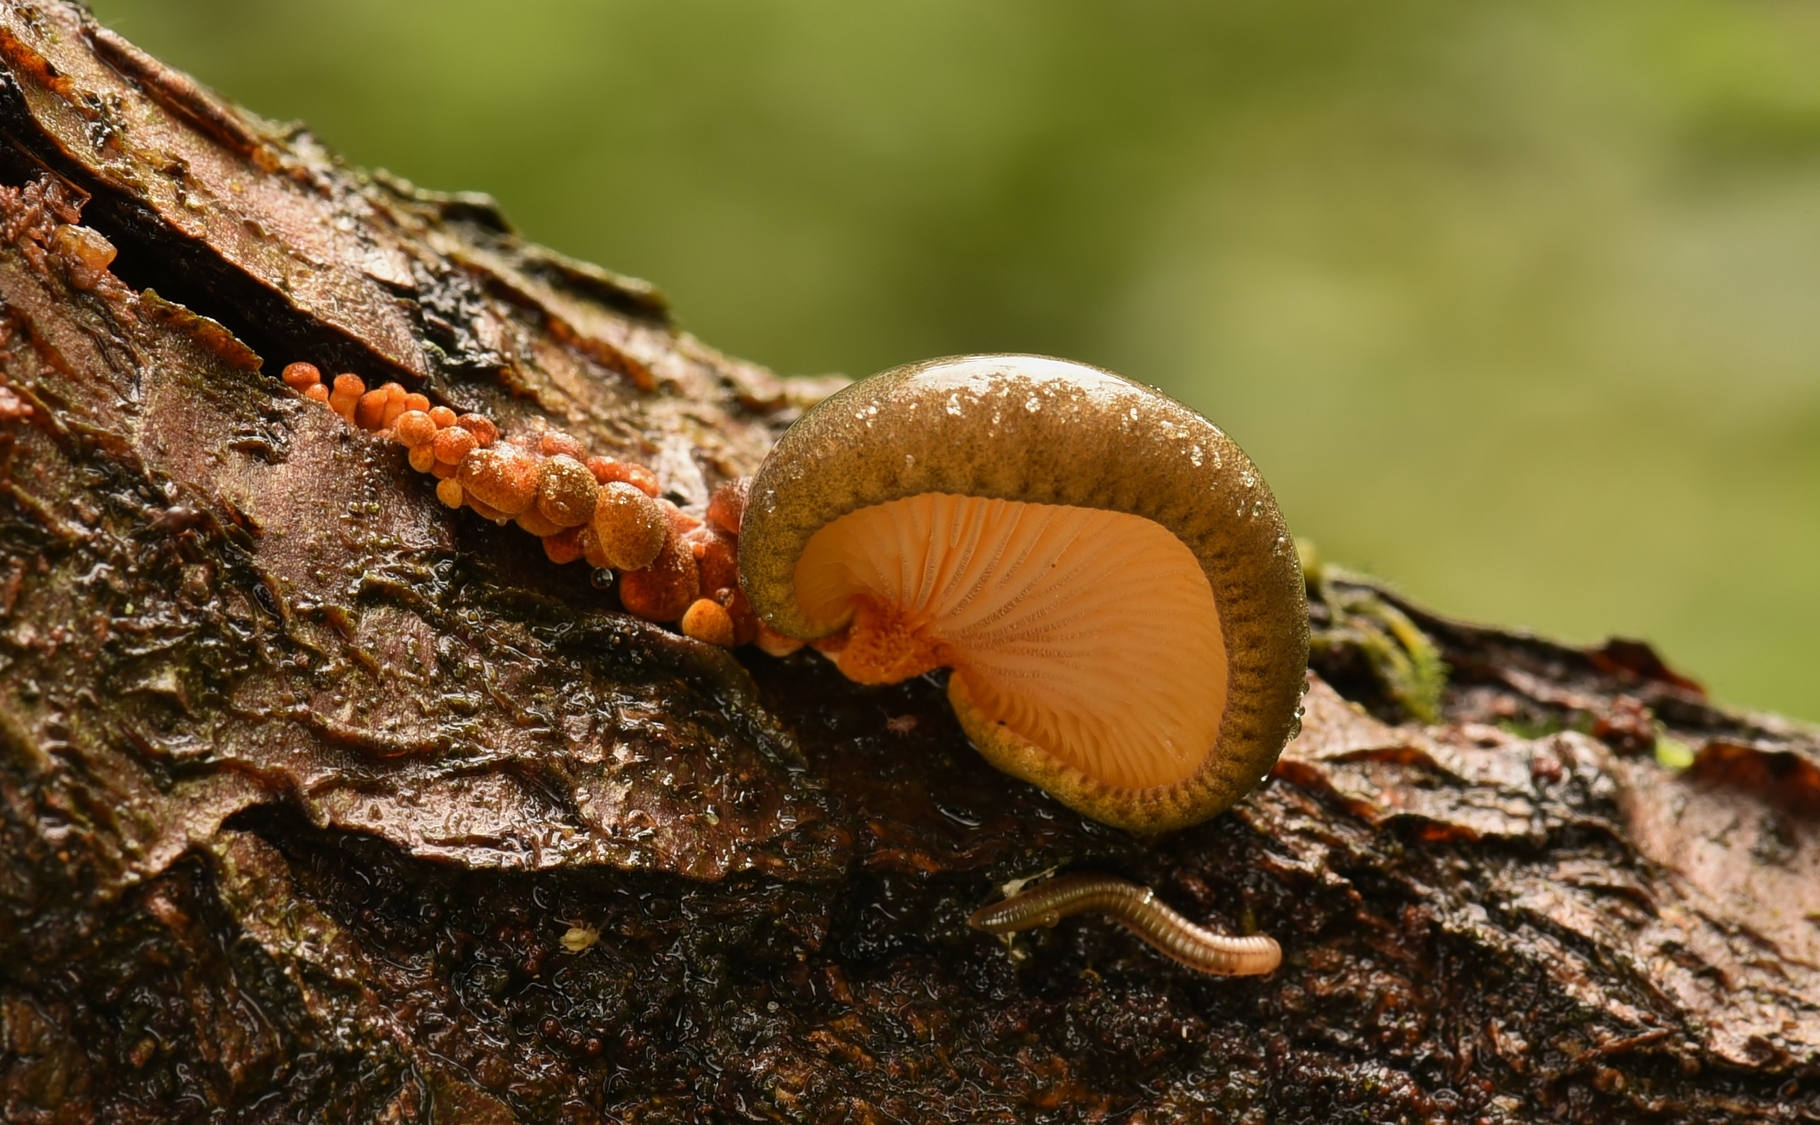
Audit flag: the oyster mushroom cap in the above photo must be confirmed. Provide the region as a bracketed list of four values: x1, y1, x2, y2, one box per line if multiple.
[739, 354, 1308, 832]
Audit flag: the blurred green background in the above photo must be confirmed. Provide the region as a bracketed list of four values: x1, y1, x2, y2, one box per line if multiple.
[89, 0, 1820, 720]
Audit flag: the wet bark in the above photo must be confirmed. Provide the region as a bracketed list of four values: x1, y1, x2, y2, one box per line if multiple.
[0, 5, 1815, 1122]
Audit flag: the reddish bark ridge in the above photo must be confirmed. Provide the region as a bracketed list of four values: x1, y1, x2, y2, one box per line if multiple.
[0, 6, 1814, 1123]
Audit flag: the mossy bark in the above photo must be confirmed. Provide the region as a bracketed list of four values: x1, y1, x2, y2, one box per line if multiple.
[0, 6, 1815, 1122]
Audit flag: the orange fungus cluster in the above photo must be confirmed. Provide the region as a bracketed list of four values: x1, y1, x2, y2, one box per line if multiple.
[279, 361, 794, 653]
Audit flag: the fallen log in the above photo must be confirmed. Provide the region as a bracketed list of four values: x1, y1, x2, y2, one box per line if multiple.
[0, 5, 1814, 1121]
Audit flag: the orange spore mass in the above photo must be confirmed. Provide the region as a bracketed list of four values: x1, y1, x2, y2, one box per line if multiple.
[278, 350, 749, 648]
[52, 224, 115, 287]
[793, 493, 1229, 790]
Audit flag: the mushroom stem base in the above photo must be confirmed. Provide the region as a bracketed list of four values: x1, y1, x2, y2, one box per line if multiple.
[829, 597, 950, 685]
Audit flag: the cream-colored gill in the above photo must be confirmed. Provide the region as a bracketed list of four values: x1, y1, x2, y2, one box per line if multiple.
[794, 493, 1228, 789]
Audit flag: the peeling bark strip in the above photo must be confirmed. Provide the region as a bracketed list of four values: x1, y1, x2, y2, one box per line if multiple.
[0, 5, 1816, 1122]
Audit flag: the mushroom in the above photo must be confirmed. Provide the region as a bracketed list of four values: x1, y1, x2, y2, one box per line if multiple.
[738, 354, 1307, 833]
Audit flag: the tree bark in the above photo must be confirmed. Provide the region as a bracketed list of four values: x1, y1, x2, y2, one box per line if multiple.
[0, 5, 1815, 1122]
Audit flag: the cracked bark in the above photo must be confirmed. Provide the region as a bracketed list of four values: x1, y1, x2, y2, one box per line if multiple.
[0, 5, 1815, 1122]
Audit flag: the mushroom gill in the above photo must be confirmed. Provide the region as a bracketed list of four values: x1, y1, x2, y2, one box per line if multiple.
[794, 492, 1227, 791]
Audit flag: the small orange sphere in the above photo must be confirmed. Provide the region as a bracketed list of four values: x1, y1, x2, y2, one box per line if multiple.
[428, 406, 459, 428]
[435, 478, 464, 509]
[457, 444, 540, 517]
[680, 598, 736, 648]
[304, 383, 330, 404]
[408, 444, 438, 473]
[354, 389, 390, 430]
[328, 374, 364, 423]
[535, 455, 600, 529]
[432, 425, 477, 466]
[281, 362, 321, 390]
[589, 481, 668, 570]
[377, 384, 410, 427]
[394, 410, 437, 448]
[456, 414, 499, 447]
[618, 533, 699, 623]
[401, 392, 431, 415]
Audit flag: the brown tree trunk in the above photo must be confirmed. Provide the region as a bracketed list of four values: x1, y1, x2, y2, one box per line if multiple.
[0, 5, 1815, 1122]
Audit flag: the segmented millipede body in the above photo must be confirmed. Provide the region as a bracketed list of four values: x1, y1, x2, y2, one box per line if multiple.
[968, 873, 1281, 977]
